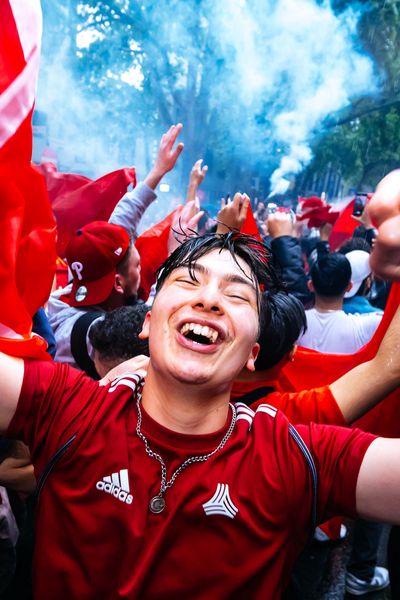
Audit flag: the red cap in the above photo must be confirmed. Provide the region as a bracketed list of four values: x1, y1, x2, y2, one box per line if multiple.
[61, 221, 130, 307]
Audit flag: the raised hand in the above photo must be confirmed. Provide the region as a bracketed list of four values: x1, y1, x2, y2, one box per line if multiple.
[144, 124, 184, 190]
[168, 200, 205, 255]
[216, 193, 250, 234]
[266, 211, 295, 239]
[187, 159, 208, 204]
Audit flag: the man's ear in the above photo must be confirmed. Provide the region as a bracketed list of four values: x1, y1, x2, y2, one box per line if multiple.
[244, 343, 260, 372]
[345, 281, 353, 293]
[138, 311, 151, 340]
[307, 279, 314, 293]
[114, 273, 125, 295]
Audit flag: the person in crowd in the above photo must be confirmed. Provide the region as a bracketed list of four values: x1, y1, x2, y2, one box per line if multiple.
[265, 211, 313, 306]
[290, 235, 388, 593]
[47, 124, 184, 376]
[336, 245, 388, 596]
[88, 304, 150, 379]
[3, 228, 400, 598]
[298, 253, 382, 354]
[341, 250, 383, 316]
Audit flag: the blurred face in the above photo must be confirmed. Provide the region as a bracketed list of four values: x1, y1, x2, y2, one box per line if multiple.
[119, 245, 141, 303]
[141, 249, 260, 390]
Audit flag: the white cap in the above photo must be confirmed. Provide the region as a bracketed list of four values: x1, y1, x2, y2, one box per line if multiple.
[344, 250, 371, 298]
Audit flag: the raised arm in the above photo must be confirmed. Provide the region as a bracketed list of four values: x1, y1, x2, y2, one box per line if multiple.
[144, 123, 184, 190]
[267, 212, 312, 306]
[110, 124, 184, 239]
[216, 193, 250, 234]
[186, 159, 208, 205]
[0, 353, 24, 433]
[356, 437, 400, 522]
[330, 300, 400, 423]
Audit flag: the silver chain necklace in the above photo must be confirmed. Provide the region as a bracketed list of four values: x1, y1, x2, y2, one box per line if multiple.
[135, 391, 237, 514]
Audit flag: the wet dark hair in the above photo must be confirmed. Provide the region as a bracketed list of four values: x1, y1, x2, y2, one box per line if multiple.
[155, 232, 284, 331]
[156, 233, 282, 293]
[89, 304, 150, 362]
[310, 253, 351, 297]
[255, 292, 307, 371]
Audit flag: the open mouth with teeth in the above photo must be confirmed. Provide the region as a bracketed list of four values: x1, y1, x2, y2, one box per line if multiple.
[180, 322, 219, 345]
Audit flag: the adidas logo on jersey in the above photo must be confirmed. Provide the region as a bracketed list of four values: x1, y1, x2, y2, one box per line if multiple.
[202, 483, 238, 519]
[96, 469, 133, 504]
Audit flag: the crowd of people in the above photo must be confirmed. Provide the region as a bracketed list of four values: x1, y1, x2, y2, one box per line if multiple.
[1, 123, 400, 599]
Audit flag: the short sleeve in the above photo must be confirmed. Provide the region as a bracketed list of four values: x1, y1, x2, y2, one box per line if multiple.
[293, 423, 376, 523]
[253, 386, 346, 426]
[6, 359, 105, 473]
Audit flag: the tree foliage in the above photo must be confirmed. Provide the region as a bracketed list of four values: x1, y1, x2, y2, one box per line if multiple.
[41, 0, 400, 197]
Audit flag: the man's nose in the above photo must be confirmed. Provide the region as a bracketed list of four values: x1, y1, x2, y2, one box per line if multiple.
[192, 283, 222, 314]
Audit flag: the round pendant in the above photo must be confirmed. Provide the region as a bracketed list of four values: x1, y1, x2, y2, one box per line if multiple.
[149, 495, 165, 514]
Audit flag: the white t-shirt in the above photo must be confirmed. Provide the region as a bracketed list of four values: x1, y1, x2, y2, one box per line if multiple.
[298, 308, 382, 354]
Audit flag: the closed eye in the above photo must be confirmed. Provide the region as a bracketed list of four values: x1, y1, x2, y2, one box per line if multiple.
[176, 278, 197, 285]
[227, 293, 249, 302]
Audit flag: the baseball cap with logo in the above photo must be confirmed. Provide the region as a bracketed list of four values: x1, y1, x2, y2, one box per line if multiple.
[61, 221, 130, 307]
[344, 250, 372, 298]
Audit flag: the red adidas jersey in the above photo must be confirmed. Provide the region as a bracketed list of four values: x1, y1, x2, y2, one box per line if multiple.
[231, 379, 346, 426]
[8, 360, 374, 599]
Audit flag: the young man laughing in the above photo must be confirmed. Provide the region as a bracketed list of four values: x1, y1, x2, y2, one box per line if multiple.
[2, 232, 400, 599]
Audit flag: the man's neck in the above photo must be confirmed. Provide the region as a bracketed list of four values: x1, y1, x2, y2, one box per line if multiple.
[314, 295, 344, 311]
[141, 366, 231, 435]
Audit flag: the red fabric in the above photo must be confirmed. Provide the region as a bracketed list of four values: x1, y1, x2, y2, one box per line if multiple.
[241, 204, 262, 240]
[230, 284, 400, 437]
[232, 382, 346, 426]
[277, 283, 400, 437]
[33, 162, 91, 202]
[8, 361, 374, 599]
[298, 206, 339, 228]
[329, 198, 358, 250]
[33, 164, 136, 257]
[297, 196, 339, 228]
[135, 208, 180, 300]
[55, 257, 69, 290]
[298, 196, 324, 209]
[0, 2, 56, 359]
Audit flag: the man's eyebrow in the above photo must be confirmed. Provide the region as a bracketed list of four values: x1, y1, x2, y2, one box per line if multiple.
[181, 263, 257, 290]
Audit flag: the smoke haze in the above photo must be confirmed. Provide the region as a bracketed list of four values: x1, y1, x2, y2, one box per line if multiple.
[36, 0, 375, 198]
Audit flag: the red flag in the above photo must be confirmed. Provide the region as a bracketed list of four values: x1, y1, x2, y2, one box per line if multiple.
[297, 196, 339, 228]
[0, 0, 56, 359]
[328, 198, 358, 250]
[34, 163, 136, 257]
[135, 208, 180, 300]
[241, 204, 262, 241]
[33, 162, 91, 202]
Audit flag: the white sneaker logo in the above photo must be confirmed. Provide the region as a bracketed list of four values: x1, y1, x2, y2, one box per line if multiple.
[96, 469, 133, 504]
[202, 483, 238, 519]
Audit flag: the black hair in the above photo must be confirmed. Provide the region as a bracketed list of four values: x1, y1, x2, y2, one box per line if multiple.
[310, 253, 351, 297]
[255, 292, 307, 371]
[338, 237, 371, 255]
[155, 232, 284, 332]
[88, 304, 150, 363]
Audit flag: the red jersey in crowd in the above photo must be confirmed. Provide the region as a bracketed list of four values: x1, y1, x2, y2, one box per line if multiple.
[8, 361, 374, 599]
[231, 379, 346, 425]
